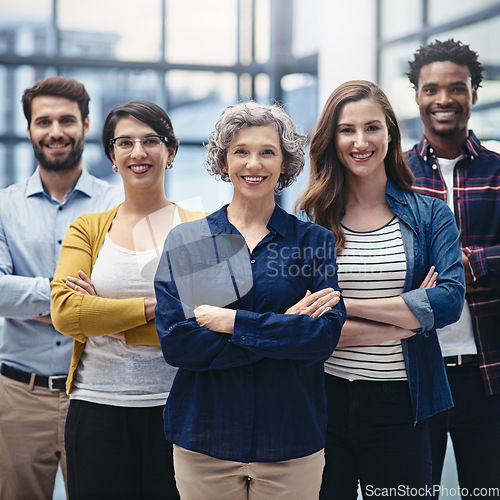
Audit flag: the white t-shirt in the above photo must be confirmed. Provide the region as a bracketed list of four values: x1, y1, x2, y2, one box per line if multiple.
[436, 156, 476, 357]
[71, 208, 182, 406]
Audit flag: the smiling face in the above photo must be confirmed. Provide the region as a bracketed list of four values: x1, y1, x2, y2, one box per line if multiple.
[28, 95, 89, 172]
[335, 98, 391, 182]
[415, 60, 477, 144]
[225, 125, 285, 204]
[110, 115, 174, 191]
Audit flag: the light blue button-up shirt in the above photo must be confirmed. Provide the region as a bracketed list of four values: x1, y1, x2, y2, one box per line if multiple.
[0, 167, 123, 376]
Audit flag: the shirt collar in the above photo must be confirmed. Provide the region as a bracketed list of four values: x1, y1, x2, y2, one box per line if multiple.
[385, 178, 407, 206]
[384, 179, 420, 234]
[25, 167, 46, 197]
[266, 204, 289, 237]
[25, 166, 93, 200]
[71, 167, 95, 197]
[463, 131, 481, 158]
[416, 130, 480, 162]
[204, 204, 289, 238]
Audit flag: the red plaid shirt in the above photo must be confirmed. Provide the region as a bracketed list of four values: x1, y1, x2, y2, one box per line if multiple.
[406, 131, 500, 395]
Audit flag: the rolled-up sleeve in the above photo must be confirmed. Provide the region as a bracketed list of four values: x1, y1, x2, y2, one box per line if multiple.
[402, 198, 465, 335]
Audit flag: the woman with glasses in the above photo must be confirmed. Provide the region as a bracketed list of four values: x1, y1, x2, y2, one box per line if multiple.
[51, 100, 205, 499]
[295, 81, 465, 498]
[154, 102, 346, 499]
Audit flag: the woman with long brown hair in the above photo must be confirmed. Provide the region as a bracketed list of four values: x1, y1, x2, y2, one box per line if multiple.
[296, 80, 465, 498]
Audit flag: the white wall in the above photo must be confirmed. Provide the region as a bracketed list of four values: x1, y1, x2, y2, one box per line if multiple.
[318, 0, 377, 109]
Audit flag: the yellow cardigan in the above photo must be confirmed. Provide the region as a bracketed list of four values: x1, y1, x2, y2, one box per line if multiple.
[50, 203, 206, 393]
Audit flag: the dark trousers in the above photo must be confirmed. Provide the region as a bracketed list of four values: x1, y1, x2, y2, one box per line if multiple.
[320, 374, 432, 499]
[428, 363, 500, 497]
[65, 399, 179, 500]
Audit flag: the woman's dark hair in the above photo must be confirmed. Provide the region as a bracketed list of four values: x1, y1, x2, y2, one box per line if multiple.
[407, 39, 484, 89]
[295, 80, 413, 250]
[102, 100, 179, 161]
[22, 76, 90, 125]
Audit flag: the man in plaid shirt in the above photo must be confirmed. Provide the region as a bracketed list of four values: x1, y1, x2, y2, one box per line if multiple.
[405, 39, 500, 495]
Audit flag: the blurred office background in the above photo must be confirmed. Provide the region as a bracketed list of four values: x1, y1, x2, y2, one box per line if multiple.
[1, 0, 500, 212]
[1, 0, 500, 498]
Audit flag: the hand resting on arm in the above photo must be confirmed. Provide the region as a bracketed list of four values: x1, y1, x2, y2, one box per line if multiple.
[64, 269, 134, 341]
[290, 267, 437, 347]
[192, 288, 341, 335]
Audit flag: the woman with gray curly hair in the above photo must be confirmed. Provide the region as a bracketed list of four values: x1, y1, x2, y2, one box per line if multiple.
[205, 101, 305, 192]
[154, 101, 346, 499]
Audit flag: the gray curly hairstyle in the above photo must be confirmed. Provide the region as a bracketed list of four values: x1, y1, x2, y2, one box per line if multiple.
[205, 101, 307, 192]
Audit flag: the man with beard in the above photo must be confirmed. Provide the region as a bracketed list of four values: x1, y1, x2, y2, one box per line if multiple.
[405, 39, 500, 495]
[0, 76, 123, 498]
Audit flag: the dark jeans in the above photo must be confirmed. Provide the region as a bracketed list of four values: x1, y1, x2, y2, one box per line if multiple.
[428, 363, 500, 497]
[320, 374, 432, 499]
[65, 399, 179, 500]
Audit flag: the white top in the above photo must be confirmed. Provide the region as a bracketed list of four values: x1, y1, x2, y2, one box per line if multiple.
[438, 155, 461, 214]
[436, 156, 476, 357]
[325, 217, 407, 381]
[71, 208, 182, 407]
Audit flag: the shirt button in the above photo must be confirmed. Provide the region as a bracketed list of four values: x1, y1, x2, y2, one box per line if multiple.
[56, 341, 61, 346]
[241, 336, 246, 341]
[432, 164, 438, 170]
[250, 260, 256, 264]
[58, 240, 62, 244]
[338, 311, 343, 317]
[58, 206, 63, 211]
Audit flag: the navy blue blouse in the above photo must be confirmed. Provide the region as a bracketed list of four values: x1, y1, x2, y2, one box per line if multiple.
[154, 204, 346, 462]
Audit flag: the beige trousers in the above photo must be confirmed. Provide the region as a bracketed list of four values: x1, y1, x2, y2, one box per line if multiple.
[0, 373, 69, 500]
[173, 445, 325, 500]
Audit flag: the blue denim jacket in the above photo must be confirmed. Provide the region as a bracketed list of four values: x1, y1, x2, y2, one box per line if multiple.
[298, 180, 465, 423]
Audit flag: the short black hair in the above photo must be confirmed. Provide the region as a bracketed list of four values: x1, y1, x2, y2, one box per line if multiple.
[407, 39, 484, 89]
[102, 100, 179, 162]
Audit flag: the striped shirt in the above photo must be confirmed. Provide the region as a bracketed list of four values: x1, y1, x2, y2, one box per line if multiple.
[325, 217, 407, 381]
[406, 131, 500, 395]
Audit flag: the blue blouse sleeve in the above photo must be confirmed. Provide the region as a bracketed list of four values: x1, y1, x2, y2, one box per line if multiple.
[231, 306, 344, 363]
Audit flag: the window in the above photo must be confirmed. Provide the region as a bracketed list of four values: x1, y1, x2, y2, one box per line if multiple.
[377, 0, 500, 146]
[0, 0, 319, 209]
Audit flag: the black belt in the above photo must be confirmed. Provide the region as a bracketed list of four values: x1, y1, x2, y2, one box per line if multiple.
[0, 364, 67, 391]
[443, 354, 478, 368]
